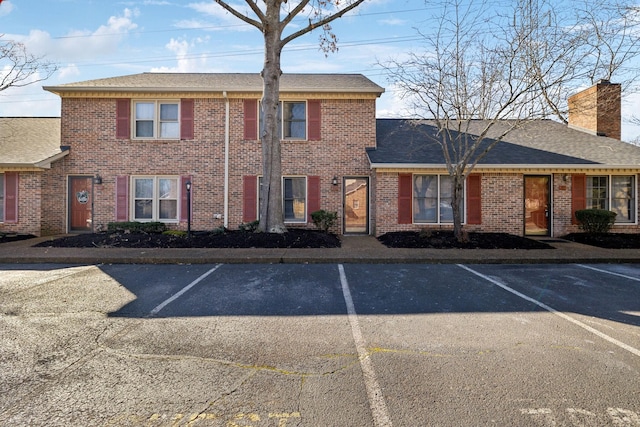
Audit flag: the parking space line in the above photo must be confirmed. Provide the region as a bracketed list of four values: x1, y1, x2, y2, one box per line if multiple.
[577, 264, 640, 282]
[147, 264, 222, 317]
[458, 264, 640, 358]
[338, 264, 392, 427]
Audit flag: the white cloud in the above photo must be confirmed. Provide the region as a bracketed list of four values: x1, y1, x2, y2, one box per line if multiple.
[0, 0, 14, 16]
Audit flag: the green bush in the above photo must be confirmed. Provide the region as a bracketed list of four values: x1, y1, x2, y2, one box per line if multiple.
[575, 209, 617, 234]
[107, 221, 167, 234]
[238, 220, 260, 232]
[311, 210, 337, 232]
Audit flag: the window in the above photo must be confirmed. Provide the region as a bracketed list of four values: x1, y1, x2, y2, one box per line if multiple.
[0, 173, 4, 222]
[413, 175, 463, 223]
[134, 101, 179, 139]
[258, 176, 307, 222]
[587, 175, 636, 223]
[260, 101, 307, 140]
[132, 176, 179, 222]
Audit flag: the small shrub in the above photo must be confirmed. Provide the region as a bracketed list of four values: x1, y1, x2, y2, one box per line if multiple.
[239, 220, 260, 232]
[575, 209, 617, 234]
[210, 226, 227, 235]
[163, 230, 187, 237]
[107, 221, 167, 234]
[311, 210, 337, 232]
[418, 228, 432, 239]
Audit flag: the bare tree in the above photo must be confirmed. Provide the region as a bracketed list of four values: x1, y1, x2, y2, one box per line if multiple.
[213, 0, 367, 233]
[382, 0, 557, 240]
[0, 37, 57, 92]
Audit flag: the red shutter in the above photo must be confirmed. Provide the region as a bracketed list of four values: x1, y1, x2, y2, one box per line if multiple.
[243, 175, 258, 222]
[244, 99, 258, 140]
[398, 173, 412, 224]
[180, 99, 194, 140]
[466, 174, 482, 224]
[307, 176, 321, 222]
[115, 175, 129, 221]
[116, 99, 130, 139]
[180, 175, 193, 222]
[572, 174, 586, 224]
[4, 172, 18, 223]
[308, 100, 321, 141]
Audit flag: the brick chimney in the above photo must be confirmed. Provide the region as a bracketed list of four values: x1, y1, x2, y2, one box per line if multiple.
[568, 80, 621, 140]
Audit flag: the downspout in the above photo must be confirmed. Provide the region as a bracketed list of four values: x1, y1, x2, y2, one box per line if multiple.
[223, 91, 230, 228]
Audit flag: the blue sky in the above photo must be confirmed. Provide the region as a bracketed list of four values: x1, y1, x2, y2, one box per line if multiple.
[2, 0, 640, 140]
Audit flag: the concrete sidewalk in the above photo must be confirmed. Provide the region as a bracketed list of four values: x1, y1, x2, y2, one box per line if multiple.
[0, 235, 639, 264]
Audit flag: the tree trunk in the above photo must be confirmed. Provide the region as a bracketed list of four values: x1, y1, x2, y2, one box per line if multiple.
[452, 173, 465, 241]
[259, 1, 286, 233]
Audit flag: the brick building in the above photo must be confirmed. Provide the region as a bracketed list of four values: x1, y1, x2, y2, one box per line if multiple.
[2, 75, 640, 238]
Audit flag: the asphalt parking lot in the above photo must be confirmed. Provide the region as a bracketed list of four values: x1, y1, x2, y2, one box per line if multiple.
[1, 263, 639, 426]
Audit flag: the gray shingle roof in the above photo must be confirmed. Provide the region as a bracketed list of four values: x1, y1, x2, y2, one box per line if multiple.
[44, 73, 385, 95]
[368, 119, 640, 168]
[0, 118, 66, 168]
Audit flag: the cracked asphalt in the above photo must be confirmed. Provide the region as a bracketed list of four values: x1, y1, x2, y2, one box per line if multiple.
[1, 263, 639, 426]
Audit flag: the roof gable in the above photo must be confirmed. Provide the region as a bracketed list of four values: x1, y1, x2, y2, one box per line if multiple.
[0, 118, 66, 168]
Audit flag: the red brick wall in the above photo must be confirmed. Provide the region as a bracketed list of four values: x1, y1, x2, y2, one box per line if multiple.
[0, 172, 43, 236]
[568, 82, 621, 140]
[55, 96, 377, 234]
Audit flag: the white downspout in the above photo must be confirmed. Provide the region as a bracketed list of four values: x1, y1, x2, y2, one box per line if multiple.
[223, 91, 230, 228]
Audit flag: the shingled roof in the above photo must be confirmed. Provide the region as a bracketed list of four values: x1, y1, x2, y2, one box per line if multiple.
[368, 119, 640, 169]
[0, 118, 67, 169]
[44, 73, 385, 96]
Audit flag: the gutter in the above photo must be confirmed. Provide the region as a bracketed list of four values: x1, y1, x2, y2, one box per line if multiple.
[223, 91, 230, 228]
[367, 162, 640, 170]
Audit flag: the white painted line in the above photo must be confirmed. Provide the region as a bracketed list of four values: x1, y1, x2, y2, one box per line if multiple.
[147, 264, 222, 317]
[458, 264, 640, 358]
[577, 264, 640, 283]
[338, 264, 392, 427]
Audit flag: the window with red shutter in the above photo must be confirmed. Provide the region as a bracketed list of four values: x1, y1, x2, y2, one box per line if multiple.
[243, 176, 258, 222]
[244, 99, 258, 140]
[115, 176, 129, 221]
[308, 100, 321, 141]
[4, 172, 18, 223]
[466, 174, 482, 224]
[307, 176, 321, 221]
[180, 99, 194, 140]
[398, 174, 412, 224]
[116, 99, 130, 139]
[571, 174, 586, 224]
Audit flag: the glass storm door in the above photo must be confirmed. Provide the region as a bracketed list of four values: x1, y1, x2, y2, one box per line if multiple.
[69, 176, 93, 232]
[524, 176, 550, 236]
[344, 177, 369, 234]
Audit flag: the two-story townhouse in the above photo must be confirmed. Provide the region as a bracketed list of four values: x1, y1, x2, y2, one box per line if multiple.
[41, 73, 384, 236]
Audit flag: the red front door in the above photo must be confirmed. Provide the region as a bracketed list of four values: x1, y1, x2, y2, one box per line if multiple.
[69, 176, 93, 232]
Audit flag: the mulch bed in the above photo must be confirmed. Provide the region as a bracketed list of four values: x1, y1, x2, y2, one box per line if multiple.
[562, 233, 640, 249]
[0, 233, 37, 244]
[377, 231, 553, 249]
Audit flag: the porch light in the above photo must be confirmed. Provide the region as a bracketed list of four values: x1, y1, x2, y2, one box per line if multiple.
[93, 175, 102, 185]
[332, 176, 338, 186]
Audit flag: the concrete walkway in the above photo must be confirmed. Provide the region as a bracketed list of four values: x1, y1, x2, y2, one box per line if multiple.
[0, 234, 638, 264]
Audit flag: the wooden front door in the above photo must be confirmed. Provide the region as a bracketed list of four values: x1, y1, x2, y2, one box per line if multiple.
[69, 176, 93, 232]
[524, 176, 550, 236]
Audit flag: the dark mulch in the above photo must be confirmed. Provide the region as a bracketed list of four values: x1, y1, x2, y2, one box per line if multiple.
[378, 231, 553, 249]
[563, 233, 640, 249]
[34, 229, 341, 249]
[0, 233, 37, 244]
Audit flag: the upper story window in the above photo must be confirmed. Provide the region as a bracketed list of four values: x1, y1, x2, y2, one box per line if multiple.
[587, 175, 636, 223]
[244, 99, 321, 141]
[134, 101, 179, 139]
[260, 101, 307, 140]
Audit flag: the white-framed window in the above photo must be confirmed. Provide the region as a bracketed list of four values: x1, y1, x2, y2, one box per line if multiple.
[258, 176, 307, 222]
[134, 101, 179, 139]
[260, 101, 307, 140]
[132, 176, 179, 222]
[413, 174, 463, 224]
[0, 173, 4, 222]
[587, 175, 636, 223]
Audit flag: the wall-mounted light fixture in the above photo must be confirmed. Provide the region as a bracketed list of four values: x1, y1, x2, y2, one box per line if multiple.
[332, 176, 338, 186]
[562, 174, 569, 182]
[93, 175, 102, 185]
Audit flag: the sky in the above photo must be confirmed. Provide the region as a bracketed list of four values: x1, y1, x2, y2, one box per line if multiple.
[1, 0, 640, 141]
